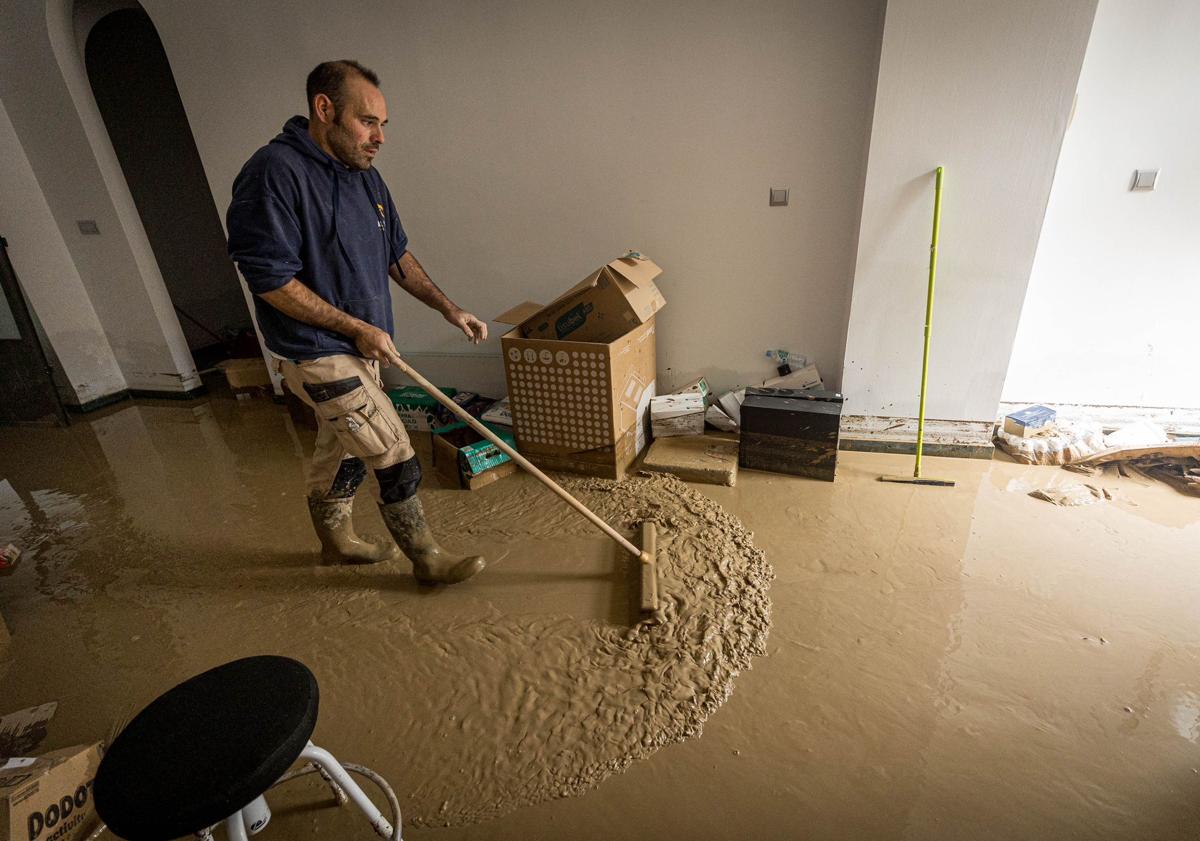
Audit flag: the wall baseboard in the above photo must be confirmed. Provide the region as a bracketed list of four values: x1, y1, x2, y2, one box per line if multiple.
[128, 385, 208, 401]
[67, 384, 209, 413]
[838, 415, 995, 460]
[67, 391, 131, 414]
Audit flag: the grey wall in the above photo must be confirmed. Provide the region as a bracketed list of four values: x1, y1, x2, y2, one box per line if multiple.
[145, 0, 885, 396]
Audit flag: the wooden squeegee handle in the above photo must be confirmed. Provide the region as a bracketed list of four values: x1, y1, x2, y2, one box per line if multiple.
[392, 356, 651, 564]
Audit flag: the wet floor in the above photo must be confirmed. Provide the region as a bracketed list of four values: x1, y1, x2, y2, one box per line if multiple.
[2, 390, 1199, 840]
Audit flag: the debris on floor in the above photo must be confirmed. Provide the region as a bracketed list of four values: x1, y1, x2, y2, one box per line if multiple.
[1029, 483, 1113, 506]
[640, 433, 739, 485]
[993, 419, 1106, 465]
[1068, 440, 1200, 498]
[715, 388, 746, 427]
[0, 543, 19, 574]
[0, 702, 57, 757]
[1103, 420, 1169, 450]
[705, 402, 738, 432]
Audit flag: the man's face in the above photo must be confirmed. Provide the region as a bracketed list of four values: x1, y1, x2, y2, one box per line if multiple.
[325, 76, 387, 171]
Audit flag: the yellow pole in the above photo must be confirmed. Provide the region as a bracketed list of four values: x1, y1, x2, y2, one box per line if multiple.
[914, 166, 943, 479]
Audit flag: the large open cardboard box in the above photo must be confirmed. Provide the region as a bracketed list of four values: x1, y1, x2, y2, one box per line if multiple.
[496, 253, 664, 479]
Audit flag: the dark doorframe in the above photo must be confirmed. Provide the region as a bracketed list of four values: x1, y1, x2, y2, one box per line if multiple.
[84, 7, 252, 372]
[0, 236, 70, 426]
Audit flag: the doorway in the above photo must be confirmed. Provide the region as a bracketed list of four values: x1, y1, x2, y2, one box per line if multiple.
[83, 7, 254, 372]
[0, 237, 69, 426]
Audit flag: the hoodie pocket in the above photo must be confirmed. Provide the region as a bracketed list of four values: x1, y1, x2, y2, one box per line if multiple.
[341, 296, 390, 331]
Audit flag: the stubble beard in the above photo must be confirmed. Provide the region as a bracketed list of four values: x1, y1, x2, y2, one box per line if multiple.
[329, 122, 373, 171]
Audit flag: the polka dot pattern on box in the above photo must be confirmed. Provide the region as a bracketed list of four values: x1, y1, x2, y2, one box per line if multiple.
[509, 351, 611, 449]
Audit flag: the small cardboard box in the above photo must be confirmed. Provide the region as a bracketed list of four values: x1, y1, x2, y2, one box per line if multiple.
[496, 254, 663, 479]
[216, 357, 272, 391]
[1003, 405, 1056, 438]
[448, 392, 498, 422]
[431, 422, 519, 490]
[507, 253, 665, 344]
[651, 393, 705, 438]
[387, 386, 458, 431]
[480, 397, 512, 427]
[1, 743, 103, 841]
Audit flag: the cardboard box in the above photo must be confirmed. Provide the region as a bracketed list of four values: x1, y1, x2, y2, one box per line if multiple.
[387, 386, 458, 431]
[503, 253, 665, 344]
[1003, 405, 1056, 438]
[431, 422, 519, 490]
[672, 377, 711, 404]
[0, 704, 56, 758]
[1, 743, 102, 841]
[480, 397, 512, 427]
[739, 387, 845, 482]
[497, 254, 663, 478]
[651, 393, 705, 438]
[716, 389, 746, 427]
[448, 392, 498, 422]
[216, 357, 272, 391]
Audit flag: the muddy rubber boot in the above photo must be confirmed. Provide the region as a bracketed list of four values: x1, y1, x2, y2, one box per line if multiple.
[307, 497, 402, 565]
[379, 496, 485, 584]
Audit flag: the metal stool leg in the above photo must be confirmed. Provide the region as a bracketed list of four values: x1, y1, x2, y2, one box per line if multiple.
[313, 761, 349, 805]
[299, 742, 394, 839]
[223, 812, 249, 841]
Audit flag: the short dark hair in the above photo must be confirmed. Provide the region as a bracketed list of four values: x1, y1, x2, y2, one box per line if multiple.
[306, 60, 380, 115]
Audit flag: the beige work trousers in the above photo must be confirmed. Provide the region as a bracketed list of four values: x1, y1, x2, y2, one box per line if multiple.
[278, 354, 415, 499]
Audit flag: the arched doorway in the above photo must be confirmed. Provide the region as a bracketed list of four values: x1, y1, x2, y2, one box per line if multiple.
[83, 7, 253, 371]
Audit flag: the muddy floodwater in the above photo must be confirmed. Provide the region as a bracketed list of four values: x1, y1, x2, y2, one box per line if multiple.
[2, 392, 1200, 840]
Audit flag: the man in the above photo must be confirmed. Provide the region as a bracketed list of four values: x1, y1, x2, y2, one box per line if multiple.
[227, 59, 486, 584]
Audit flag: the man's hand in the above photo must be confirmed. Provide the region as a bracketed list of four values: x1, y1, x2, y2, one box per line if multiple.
[352, 323, 406, 369]
[446, 308, 488, 345]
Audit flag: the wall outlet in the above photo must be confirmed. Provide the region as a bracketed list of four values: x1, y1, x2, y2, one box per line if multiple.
[1130, 169, 1159, 191]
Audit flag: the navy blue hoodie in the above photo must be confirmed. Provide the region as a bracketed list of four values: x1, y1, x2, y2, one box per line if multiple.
[226, 116, 408, 360]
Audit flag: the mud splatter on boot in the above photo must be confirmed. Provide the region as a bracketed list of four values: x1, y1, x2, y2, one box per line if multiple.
[307, 496, 402, 564]
[379, 496, 485, 584]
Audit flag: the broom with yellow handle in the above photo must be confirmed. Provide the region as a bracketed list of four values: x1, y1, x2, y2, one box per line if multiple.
[881, 166, 955, 487]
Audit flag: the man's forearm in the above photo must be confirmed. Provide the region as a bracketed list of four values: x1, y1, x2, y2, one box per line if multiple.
[259, 278, 365, 339]
[389, 250, 459, 315]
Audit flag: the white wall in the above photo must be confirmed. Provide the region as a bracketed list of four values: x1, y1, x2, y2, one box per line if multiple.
[1002, 0, 1200, 411]
[0, 96, 126, 405]
[841, 0, 1098, 422]
[0, 0, 199, 395]
[143, 0, 884, 396]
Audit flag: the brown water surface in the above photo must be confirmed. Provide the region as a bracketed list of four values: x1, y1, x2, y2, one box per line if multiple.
[2, 393, 1199, 840]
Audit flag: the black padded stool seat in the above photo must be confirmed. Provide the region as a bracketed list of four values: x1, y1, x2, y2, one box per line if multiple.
[95, 655, 319, 840]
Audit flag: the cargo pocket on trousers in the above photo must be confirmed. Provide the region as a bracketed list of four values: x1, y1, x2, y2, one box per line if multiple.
[304, 376, 399, 458]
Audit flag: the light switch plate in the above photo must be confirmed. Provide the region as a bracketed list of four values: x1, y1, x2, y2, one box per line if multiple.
[1130, 169, 1159, 191]
[769, 187, 789, 206]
